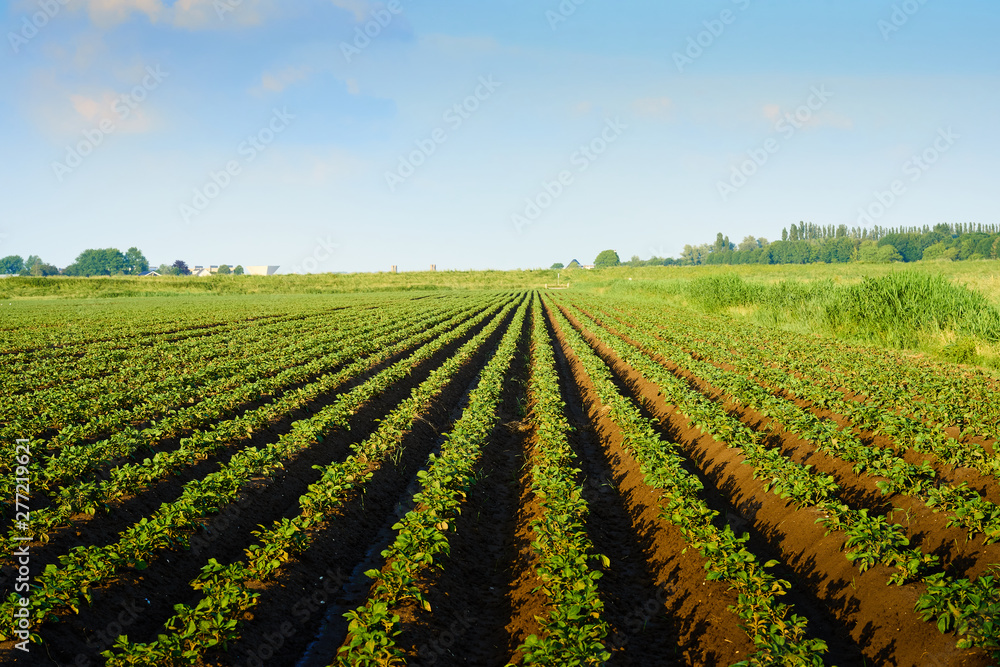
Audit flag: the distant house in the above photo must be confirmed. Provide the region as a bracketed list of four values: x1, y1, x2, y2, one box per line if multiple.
[245, 265, 280, 276]
[192, 267, 213, 277]
[582, 264, 596, 270]
[138, 271, 161, 277]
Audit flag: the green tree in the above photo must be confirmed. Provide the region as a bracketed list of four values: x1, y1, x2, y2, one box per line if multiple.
[594, 249, 621, 268]
[217, 264, 232, 275]
[233, 265, 245, 275]
[63, 248, 127, 276]
[30, 262, 60, 276]
[550, 262, 564, 270]
[859, 241, 902, 263]
[0, 255, 24, 275]
[20, 255, 43, 275]
[172, 260, 191, 275]
[124, 247, 149, 275]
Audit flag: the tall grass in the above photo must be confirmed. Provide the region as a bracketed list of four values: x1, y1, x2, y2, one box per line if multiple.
[825, 273, 1000, 347]
[606, 271, 1000, 368]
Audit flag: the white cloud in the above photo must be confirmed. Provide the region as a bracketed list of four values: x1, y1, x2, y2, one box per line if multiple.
[267, 147, 369, 186]
[73, 0, 275, 30]
[420, 33, 500, 54]
[253, 67, 310, 95]
[329, 0, 370, 21]
[632, 96, 672, 119]
[762, 103, 853, 130]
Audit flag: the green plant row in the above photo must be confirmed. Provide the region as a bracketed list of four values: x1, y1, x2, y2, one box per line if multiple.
[99, 296, 525, 666]
[38, 298, 470, 489]
[0, 302, 446, 511]
[336, 299, 530, 666]
[579, 298, 1000, 545]
[0, 307, 349, 414]
[646, 293, 1000, 443]
[0, 295, 516, 641]
[543, 298, 829, 667]
[616, 301, 1000, 481]
[555, 296, 1000, 655]
[513, 295, 611, 666]
[0, 300, 488, 560]
[1, 307, 329, 384]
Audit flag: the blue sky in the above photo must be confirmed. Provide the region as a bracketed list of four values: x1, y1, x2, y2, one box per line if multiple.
[1, 0, 998, 273]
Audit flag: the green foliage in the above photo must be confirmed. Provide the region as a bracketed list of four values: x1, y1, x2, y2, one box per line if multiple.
[30, 262, 59, 277]
[0, 254, 24, 274]
[233, 265, 245, 275]
[566, 260, 581, 269]
[173, 260, 191, 276]
[64, 248, 128, 276]
[124, 247, 149, 275]
[217, 264, 231, 275]
[828, 273, 1000, 347]
[593, 249, 620, 269]
[858, 240, 902, 263]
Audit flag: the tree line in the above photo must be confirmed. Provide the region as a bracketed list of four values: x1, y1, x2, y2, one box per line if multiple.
[648, 222, 1000, 267]
[0, 249, 245, 277]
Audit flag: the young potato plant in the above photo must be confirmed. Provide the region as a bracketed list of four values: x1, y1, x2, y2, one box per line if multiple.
[337, 301, 529, 666]
[514, 296, 611, 666]
[0, 300, 483, 556]
[545, 298, 828, 667]
[0, 298, 512, 642]
[566, 294, 1000, 656]
[101, 297, 523, 666]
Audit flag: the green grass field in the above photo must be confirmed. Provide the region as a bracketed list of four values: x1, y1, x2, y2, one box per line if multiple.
[4, 259, 1000, 369]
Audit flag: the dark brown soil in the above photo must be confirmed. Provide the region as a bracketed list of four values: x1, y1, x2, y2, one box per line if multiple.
[553, 299, 993, 667]
[5, 293, 997, 667]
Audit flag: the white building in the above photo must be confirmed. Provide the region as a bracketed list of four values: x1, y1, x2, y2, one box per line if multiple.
[245, 265, 280, 276]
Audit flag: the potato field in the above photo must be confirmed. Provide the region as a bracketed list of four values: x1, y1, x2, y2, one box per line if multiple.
[2, 291, 1000, 666]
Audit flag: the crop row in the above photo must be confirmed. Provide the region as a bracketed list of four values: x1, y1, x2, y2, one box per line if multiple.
[553, 296, 1000, 655]
[99, 296, 525, 665]
[574, 297, 1000, 545]
[603, 297, 1000, 479]
[0, 308, 373, 470]
[0, 305, 388, 479]
[514, 295, 610, 666]
[337, 299, 529, 665]
[1, 307, 345, 394]
[0, 299, 489, 559]
[544, 298, 830, 666]
[0, 295, 515, 640]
